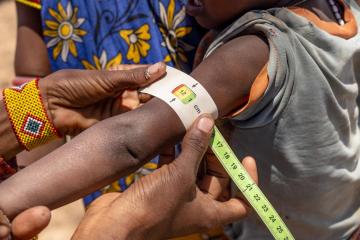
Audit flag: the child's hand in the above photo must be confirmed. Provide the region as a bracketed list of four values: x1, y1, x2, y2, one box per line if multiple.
[39, 62, 165, 136]
[71, 115, 259, 240]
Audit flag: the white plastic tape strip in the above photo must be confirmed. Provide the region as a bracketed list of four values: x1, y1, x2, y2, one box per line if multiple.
[141, 66, 218, 129]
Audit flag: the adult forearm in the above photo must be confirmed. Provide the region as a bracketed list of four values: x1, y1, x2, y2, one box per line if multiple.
[0, 99, 184, 218]
[0, 102, 22, 159]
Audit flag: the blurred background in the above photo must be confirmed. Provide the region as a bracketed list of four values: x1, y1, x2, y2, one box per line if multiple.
[0, 0, 85, 239]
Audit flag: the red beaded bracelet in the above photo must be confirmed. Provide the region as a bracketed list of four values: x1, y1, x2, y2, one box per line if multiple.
[0, 156, 17, 181]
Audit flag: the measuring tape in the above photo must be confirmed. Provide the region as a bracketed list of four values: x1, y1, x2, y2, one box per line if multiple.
[141, 66, 295, 240]
[210, 126, 295, 240]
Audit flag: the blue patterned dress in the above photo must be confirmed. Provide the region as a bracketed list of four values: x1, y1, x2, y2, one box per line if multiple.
[17, 0, 203, 206]
[41, 0, 202, 74]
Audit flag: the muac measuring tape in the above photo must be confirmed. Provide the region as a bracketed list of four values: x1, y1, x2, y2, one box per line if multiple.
[141, 66, 295, 240]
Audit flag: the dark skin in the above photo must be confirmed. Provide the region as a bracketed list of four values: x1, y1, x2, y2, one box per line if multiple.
[0, 63, 166, 240]
[72, 116, 258, 240]
[14, 2, 61, 173]
[0, 64, 165, 159]
[6, 0, 355, 238]
[187, 0, 358, 29]
[0, 34, 269, 216]
[13, 0, 350, 162]
[15, 3, 51, 77]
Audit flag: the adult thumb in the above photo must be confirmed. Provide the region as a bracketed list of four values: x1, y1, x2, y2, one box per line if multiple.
[175, 115, 214, 176]
[12, 206, 51, 240]
[103, 62, 166, 92]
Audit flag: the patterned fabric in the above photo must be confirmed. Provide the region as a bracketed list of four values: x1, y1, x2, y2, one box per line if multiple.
[39, 0, 202, 74]
[3, 80, 59, 151]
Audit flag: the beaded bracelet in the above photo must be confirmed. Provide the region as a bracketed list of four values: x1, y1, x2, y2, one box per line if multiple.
[3, 79, 60, 151]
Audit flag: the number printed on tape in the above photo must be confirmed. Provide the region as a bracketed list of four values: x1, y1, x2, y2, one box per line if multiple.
[210, 126, 295, 240]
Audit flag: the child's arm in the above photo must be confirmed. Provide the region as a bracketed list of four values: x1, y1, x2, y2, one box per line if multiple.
[0, 35, 269, 218]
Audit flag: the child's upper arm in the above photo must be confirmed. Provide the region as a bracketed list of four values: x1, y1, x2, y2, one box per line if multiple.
[191, 34, 269, 117]
[126, 34, 270, 161]
[15, 2, 51, 77]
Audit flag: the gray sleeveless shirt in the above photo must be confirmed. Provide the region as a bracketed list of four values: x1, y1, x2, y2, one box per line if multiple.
[205, 1, 360, 239]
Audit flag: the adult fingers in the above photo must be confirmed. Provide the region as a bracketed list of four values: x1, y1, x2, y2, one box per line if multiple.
[102, 62, 166, 92]
[198, 150, 230, 200]
[138, 93, 152, 104]
[0, 210, 10, 240]
[119, 90, 141, 111]
[12, 206, 51, 240]
[175, 115, 214, 176]
[0, 225, 10, 240]
[198, 175, 230, 201]
[233, 157, 259, 204]
[213, 198, 249, 225]
[158, 146, 176, 167]
[109, 64, 148, 71]
[110, 65, 153, 104]
[242, 156, 258, 184]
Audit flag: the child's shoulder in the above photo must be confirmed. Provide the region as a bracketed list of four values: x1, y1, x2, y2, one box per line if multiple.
[193, 34, 269, 116]
[203, 34, 269, 84]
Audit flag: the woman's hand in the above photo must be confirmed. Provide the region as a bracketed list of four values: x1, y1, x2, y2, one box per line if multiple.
[72, 115, 258, 240]
[39, 62, 165, 136]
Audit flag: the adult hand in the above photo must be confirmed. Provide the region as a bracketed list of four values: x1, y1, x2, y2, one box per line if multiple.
[72, 115, 258, 240]
[39, 62, 165, 135]
[0, 206, 50, 240]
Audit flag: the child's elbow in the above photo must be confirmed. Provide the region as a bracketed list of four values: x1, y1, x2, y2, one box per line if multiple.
[96, 117, 145, 171]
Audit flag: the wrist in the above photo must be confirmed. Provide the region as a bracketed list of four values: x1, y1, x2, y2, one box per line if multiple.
[37, 76, 76, 136]
[0, 101, 21, 159]
[2, 80, 60, 151]
[37, 78, 58, 134]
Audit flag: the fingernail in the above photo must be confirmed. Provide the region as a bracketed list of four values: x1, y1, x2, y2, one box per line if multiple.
[197, 117, 214, 133]
[147, 62, 165, 75]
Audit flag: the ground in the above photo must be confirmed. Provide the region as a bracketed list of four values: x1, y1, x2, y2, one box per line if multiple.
[0, 1, 85, 239]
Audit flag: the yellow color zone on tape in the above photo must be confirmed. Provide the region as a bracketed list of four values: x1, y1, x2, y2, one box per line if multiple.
[210, 126, 295, 240]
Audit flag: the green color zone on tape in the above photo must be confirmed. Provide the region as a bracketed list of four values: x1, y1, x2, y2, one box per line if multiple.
[210, 126, 295, 240]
